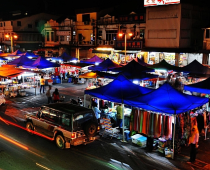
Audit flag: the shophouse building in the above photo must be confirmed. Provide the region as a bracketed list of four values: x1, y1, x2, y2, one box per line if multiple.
[0, 11, 59, 53]
[144, 1, 210, 66]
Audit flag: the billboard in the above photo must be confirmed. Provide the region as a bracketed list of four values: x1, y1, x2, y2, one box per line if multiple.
[144, 0, 180, 7]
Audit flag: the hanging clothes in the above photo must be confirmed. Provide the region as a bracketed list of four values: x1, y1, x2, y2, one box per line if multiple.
[139, 110, 143, 133]
[146, 112, 151, 135]
[134, 109, 138, 131]
[142, 111, 147, 135]
[150, 113, 154, 137]
[130, 108, 135, 132]
[161, 115, 166, 137]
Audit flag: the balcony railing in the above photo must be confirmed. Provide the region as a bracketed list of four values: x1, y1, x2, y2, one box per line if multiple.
[70, 41, 95, 46]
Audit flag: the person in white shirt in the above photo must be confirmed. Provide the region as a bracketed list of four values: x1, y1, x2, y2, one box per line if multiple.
[188, 126, 199, 163]
[92, 102, 101, 123]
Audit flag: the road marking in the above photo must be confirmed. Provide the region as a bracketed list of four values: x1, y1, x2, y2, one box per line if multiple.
[36, 163, 51, 170]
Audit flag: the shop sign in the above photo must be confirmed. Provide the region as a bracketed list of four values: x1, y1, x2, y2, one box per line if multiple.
[144, 0, 180, 7]
[56, 31, 71, 36]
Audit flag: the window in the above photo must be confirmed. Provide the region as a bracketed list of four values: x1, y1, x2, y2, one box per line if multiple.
[206, 29, 210, 38]
[35, 21, 38, 27]
[106, 30, 117, 41]
[98, 30, 102, 40]
[17, 21, 21, 26]
[67, 36, 70, 41]
[82, 14, 90, 22]
[61, 114, 71, 126]
[11, 21, 13, 26]
[60, 36, 64, 41]
[28, 24, 32, 28]
[47, 32, 50, 41]
[0, 23, 2, 27]
[140, 29, 145, 39]
[51, 32, 54, 41]
[140, 15, 144, 20]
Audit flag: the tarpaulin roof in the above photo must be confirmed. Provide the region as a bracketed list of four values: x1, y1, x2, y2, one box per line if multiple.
[8, 50, 24, 56]
[126, 82, 208, 114]
[23, 56, 60, 69]
[61, 62, 93, 68]
[0, 65, 38, 78]
[135, 57, 149, 66]
[111, 60, 154, 73]
[148, 59, 181, 71]
[181, 60, 210, 76]
[184, 77, 210, 94]
[85, 74, 154, 104]
[7, 55, 34, 67]
[80, 55, 104, 64]
[0, 56, 7, 61]
[52, 52, 78, 62]
[20, 52, 39, 58]
[79, 71, 118, 79]
[88, 58, 121, 71]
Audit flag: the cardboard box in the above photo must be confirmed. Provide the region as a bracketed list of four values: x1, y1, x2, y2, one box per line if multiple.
[131, 134, 147, 147]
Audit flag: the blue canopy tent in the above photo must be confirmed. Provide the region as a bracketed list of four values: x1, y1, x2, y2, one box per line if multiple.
[88, 58, 121, 71]
[181, 60, 210, 77]
[0, 56, 7, 61]
[23, 56, 60, 69]
[111, 60, 154, 73]
[7, 55, 34, 67]
[184, 77, 210, 94]
[8, 50, 24, 56]
[126, 82, 208, 158]
[80, 55, 104, 64]
[52, 52, 78, 62]
[21, 52, 39, 58]
[85, 74, 154, 141]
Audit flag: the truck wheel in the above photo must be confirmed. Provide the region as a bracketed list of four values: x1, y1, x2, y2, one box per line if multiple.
[55, 135, 65, 149]
[26, 122, 34, 135]
[84, 122, 97, 137]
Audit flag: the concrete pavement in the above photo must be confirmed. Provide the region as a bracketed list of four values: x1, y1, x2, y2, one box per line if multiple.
[0, 81, 209, 169]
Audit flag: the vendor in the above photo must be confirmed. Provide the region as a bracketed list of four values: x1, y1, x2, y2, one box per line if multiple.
[116, 103, 123, 133]
[13, 79, 18, 84]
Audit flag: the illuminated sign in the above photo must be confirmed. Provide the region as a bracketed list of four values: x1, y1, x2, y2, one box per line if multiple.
[144, 0, 180, 7]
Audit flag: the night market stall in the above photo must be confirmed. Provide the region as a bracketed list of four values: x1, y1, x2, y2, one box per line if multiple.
[51, 52, 78, 63]
[84, 74, 154, 142]
[80, 55, 104, 64]
[125, 82, 208, 158]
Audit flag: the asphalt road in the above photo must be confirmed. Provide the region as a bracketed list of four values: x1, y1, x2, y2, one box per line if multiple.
[0, 82, 193, 170]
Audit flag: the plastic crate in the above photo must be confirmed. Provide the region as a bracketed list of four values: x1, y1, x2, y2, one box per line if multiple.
[131, 134, 147, 147]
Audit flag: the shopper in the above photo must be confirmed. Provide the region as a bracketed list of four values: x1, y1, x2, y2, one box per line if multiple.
[92, 102, 101, 123]
[188, 126, 199, 163]
[40, 76, 45, 94]
[52, 88, 60, 103]
[116, 104, 123, 133]
[46, 85, 52, 104]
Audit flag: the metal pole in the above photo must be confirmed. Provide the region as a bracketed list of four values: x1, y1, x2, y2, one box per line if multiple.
[121, 103, 126, 142]
[11, 34, 13, 53]
[84, 94, 86, 108]
[172, 114, 176, 159]
[124, 34, 126, 64]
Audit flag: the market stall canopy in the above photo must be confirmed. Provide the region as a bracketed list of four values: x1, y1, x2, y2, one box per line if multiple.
[23, 56, 60, 69]
[79, 71, 117, 79]
[20, 52, 39, 58]
[135, 57, 149, 66]
[184, 77, 210, 94]
[0, 56, 7, 61]
[148, 59, 181, 71]
[61, 62, 93, 69]
[111, 60, 154, 73]
[181, 60, 210, 76]
[88, 58, 121, 71]
[85, 74, 154, 104]
[7, 55, 34, 67]
[7, 50, 24, 56]
[52, 52, 78, 62]
[0, 65, 39, 78]
[126, 82, 208, 114]
[80, 55, 104, 64]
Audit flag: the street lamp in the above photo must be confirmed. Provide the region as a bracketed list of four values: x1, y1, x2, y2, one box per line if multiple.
[118, 32, 133, 64]
[5, 33, 18, 53]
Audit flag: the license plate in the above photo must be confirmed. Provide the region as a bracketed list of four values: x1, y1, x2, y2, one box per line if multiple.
[74, 140, 83, 145]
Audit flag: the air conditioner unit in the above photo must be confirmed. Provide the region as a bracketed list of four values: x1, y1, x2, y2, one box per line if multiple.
[105, 41, 109, 45]
[84, 21, 90, 25]
[89, 41, 93, 45]
[110, 40, 115, 45]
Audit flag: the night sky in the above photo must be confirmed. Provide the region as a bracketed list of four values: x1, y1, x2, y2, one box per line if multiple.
[1, 0, 144, 15]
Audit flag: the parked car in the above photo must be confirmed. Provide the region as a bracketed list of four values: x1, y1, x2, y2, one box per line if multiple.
[25, 103, 100, 149]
